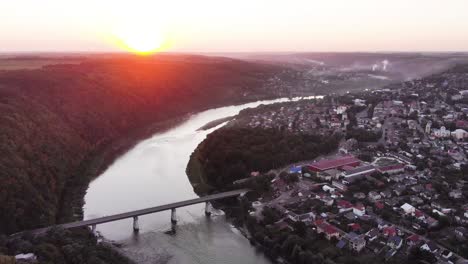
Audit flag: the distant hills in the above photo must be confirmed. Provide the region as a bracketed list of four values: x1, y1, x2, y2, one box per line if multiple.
[224, 52, 468, 80]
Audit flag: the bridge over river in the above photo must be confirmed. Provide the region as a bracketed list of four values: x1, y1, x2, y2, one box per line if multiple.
[16, 189, 249, 236]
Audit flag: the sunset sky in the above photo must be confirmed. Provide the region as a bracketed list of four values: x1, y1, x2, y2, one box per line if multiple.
[1, 0, 468, 53]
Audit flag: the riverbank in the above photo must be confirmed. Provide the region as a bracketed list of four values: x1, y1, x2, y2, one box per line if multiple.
[57, 113, 193, 224]
[197, 116, 234, 131]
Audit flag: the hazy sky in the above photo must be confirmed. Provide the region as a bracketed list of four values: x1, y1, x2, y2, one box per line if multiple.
[1, 0, 468, 53]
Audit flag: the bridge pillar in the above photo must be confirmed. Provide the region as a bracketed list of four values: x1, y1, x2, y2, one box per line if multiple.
[133, 216, 140, 232]
[205, 202, 212, 217]
[171, 208, 177, 224]
[91, 224, 97, 234]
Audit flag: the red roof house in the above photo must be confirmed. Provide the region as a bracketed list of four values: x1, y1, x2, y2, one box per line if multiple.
[375, 201, 384, 210]
[337, 200, 353, 209]
[407, 234, 421, 246]
[348, 223, 361, 232]
[308, 156, 360, 172]
[383, 226, 397, 237]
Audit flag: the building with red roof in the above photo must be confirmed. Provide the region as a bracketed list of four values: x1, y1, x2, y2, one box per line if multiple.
[414, 209, 424, 218]
[308, 155, 360, 172]
[407, 234, 421, 246]
[383, 226, 397, 237]
[348, 223, 361, 232]
[337, 200, 353, 209]
[316, 222, 341, 240]
[375, 201, 384, 210]
[353, 203, 366, 216]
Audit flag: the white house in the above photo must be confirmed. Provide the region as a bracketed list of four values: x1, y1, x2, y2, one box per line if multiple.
[452, 94, 462, 101]
[336, 105, 348, 114]
[460, 90, 468, 96]
[433, 126, 451, 138]
[420, 242, 439, 254]
[354, 99, 366, 106]
[451, 129, 468, 140]
[322, 185, 336, 193]
[353, 204, 366, 216]
[401, 203, 416, 214]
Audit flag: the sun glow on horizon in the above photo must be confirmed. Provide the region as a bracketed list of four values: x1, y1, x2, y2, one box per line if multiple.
[112, 20, 171, 55]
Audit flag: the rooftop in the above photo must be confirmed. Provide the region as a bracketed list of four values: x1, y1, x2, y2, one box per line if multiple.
[308, 155, 360, 171]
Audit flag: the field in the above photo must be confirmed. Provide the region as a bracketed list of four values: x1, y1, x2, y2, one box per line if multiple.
[0, 57, 82, 70]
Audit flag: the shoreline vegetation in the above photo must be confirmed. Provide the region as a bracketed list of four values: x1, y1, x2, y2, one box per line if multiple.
[186, 125, 341, 194]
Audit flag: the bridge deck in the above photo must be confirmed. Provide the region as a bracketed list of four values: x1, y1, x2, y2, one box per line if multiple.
[22, 189, 249, 236]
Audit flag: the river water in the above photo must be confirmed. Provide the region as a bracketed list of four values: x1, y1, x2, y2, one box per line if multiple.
[83, 96, 320, 264]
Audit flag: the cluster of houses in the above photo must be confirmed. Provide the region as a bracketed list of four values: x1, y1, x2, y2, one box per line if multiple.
[247, 151, 466, 262]
[232, 100, 350, 136]
[235, 67, 468, 263]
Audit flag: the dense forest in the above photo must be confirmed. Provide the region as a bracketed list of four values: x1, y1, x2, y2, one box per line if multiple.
[0, 228, 132, 264]
[0, 55, 299, 235]
[187, 127, 340, 190]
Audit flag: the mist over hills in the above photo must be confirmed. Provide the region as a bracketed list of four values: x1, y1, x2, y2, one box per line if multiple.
[222, 52, 468, 81]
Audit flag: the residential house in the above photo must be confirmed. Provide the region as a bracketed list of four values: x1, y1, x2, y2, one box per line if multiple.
[441, 250, 453, 259]
[348, 223, 361, 233]
[387, 236, 403, 249]
[368, 191, 382, 202]
[454, 227, 468, 239]
[353, 204, 366, 216]
[298, 212, 316, 225]
[366, 228, 379, 241]
[449, 189, 463, 199]
[420, 241, 439, 254]
[316, 221, 341, 240]
[349, 236, 366, 252]
[332, 180, 348, 192]
[382, 226, 397, 237]
[401, 203, 416, 215]
[337, 200, 353, 212]
[406, 234, 421, 247]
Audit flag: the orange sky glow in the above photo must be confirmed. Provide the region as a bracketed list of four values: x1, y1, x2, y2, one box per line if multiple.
[1, 0, 468, 54]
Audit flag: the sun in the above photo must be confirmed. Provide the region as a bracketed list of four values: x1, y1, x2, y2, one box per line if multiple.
[113, 22, 170, 55]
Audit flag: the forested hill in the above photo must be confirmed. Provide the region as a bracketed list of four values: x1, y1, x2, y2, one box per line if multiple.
[0, 55, 297, 234]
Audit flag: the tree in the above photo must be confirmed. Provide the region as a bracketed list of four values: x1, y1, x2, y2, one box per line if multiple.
[408, 247, 436, 263]
[409, 111, 419, 120]
[293, 221, 307, 237]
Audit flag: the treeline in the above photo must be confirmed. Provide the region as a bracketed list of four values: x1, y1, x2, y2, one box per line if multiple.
[346, 128, 382, 142]
[0, 228, 132, 264]
[0, 55, 295, 235]
[188, 127, 340, 188]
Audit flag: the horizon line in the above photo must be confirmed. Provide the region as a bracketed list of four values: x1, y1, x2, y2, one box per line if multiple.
[1, 50, 468, 56]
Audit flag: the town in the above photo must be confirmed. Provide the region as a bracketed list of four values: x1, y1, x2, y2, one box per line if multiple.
[231, 66, 468, 264]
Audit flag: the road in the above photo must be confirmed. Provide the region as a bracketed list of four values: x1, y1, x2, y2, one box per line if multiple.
[15, 189, 249, 236]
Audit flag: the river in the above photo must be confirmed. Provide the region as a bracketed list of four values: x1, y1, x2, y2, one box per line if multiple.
[83, 96, 321, 264]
